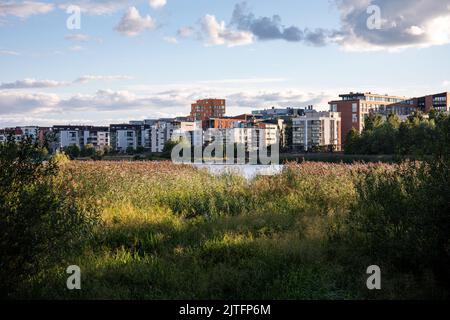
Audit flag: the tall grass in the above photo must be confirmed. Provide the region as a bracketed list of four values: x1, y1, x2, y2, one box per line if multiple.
[15, 161, 448, 299]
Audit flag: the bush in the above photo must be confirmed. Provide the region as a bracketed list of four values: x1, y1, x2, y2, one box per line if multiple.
[63, 144, 81, 159]
[341, 114, 450, 296]
[0, 138, 100, 298]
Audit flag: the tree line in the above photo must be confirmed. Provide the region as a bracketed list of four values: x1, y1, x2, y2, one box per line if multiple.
[345, 110, 450, 156]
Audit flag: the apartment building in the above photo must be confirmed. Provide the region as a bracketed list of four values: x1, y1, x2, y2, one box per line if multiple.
[109, 124, 149, 152]
[149, 121, 177, 153]
[189, 99, 226, 121]
[53, 125, 110, 150]
[292, 111, 341, 152]
[252, 107, 305, 119]
[0, 127, 28, 142]
[387, 91, 450, 114]
[0, 126, 40, 143]
[202, 114, 252, 131]
[329, 92, 407, 141]
[202, 119, 280, 153]
[0, 129, 8, 143]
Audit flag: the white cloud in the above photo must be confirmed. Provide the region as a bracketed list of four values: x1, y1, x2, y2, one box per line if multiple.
[405, 26, 425, 36]
[333, 0, 450, 51]
[178, 26, 194, 38]
[58, 0, 132, 16]
[191, 1, 450, 51]
[0, 1, 54, 18]
[163, 36, 178, 44]
[0, 91, 59, 115]
[69, 45, 85, 52]
[0, 79, 69, 90]
[0, 50, 20, 56]
[115, 6, 155, 37]
[149, 0, 166, 10]
[65, 33, 91, 42]
[0, 83, 332, 125]
[75, 75, 133, 83]
[0, 76, 132, 90]
[201, 14, 254, 47]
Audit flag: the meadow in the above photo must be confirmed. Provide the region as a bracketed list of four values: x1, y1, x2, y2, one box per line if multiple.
[9, 159, 446, 300]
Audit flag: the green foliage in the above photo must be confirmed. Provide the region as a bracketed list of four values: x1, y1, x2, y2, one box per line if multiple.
[126, 146, 135, 155]
[3, 137, 448, 299]
[345, 111, 449, 155]
[63, 144, 81, 159]
[162, 138, 186, 159]
[338, 118, 450, 297]
[0, 139, 100, 298]
[53, 150, 70, 163]
[80, 144, 96, 157]
[364, 113, 384, 131]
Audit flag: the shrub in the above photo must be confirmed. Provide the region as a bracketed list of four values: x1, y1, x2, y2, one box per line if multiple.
[0, 138, 100, 298]
[343, 150, 449, 294]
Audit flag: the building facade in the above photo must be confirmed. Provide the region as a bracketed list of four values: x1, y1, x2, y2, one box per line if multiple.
[53, 125, 110, 150]
[329, 92, 407, 142]
[292, 111, 341, 152]
[252, 107, 305, 119]
[387, 91, 450, 114]
[189, 99, 226, 121]
[109, 124, 149, 152]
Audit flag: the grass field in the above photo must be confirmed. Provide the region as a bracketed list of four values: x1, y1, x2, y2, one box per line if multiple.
[14, 161, 447, 300]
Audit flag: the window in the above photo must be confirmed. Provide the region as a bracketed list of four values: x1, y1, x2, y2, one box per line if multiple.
[352, 114, 358, 123]
[352, 103, 358, 113]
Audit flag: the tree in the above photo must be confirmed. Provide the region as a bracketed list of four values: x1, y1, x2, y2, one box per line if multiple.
[63, 144, 80, 159]
[136, 146, 146, 154]
[126, 146, 135, 155]
[162, 139, 182, 159]
[386, 112, 401, 129]
[364, 113, 383, 131]
[344, 128, 361, 154]
[80, 144, 96, 157]
[0, 138, 99, 297]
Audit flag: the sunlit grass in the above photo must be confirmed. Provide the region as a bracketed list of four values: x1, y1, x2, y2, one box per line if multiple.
[21, 161, 441, 299]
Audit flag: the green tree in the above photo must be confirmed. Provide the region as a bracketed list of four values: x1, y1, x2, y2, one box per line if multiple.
[344, 128, 361, 154]
[80, 144, 96, 157]
[364, 113, 383, 131]
[386, 112, 401, 129]
[0, 138, 99, 297]
[126, 146, 135, 155]
[63, 144, 81, 159]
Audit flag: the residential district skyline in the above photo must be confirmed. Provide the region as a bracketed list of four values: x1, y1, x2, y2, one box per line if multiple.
[1, 0, 449, 127]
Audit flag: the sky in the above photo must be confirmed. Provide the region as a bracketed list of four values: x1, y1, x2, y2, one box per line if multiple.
[0, 0, 450, 127]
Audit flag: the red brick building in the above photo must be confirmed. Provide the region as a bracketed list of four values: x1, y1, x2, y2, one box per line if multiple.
[329, 92, 407, 143]
[189, 99, 226, 121]
[387, 92, 450, 114]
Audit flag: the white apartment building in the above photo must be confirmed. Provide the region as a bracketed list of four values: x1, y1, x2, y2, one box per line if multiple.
[204, 121, 279, 153]
[150, 121, 201, 152]
[55, 126, 110, 149]
[293, 111, 342, 152]
[59, 130, 80, 148]
[115, 129, 137, 151]
[20, 126, 39, 141]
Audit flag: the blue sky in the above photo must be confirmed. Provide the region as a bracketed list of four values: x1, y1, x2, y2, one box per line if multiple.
[0, 0, 449, 126]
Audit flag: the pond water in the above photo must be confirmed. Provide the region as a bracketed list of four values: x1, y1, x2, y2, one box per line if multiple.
[192, 164, 285, 180]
